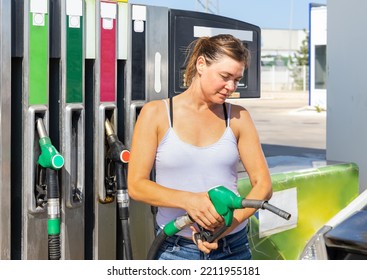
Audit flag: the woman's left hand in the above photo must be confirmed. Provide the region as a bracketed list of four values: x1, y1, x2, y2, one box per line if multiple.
[190, 226, 219, 254]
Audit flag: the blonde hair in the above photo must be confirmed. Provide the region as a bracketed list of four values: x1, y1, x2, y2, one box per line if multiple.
[184, 34, 250, 86]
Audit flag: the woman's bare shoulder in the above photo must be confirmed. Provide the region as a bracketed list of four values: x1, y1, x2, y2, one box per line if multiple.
[228, 102, 251, 120]
[135, 99, 169, 129]
[140, 99, 167, 116]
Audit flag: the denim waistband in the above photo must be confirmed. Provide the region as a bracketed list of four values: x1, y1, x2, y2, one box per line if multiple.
[156, 225, 251, 260]
[159, 224, 248, 246]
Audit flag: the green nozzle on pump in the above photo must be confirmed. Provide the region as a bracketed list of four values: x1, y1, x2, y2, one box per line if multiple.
[36, 118, 64, 170]
[35, 118, 63, 260]
[38, 137, 65, 169]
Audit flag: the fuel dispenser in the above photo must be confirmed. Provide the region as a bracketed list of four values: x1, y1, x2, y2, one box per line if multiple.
[0, 0, 11, 260]
[49, 0, 85, 259]
[125, 4, 261, 259]
[11, 0, 65, 259]
[125, 4, 169, 260]
[115, 0, 132, 260]
[85, 0, 125, 260]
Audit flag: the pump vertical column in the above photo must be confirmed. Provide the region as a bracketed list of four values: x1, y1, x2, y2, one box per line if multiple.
[20, 0, 50, 259]
[85, 0, 118, 259]
[116, 0, 130, 259]
[96, 0, 118, 260]
[125, 4, 169, 259]
[0, 0, 11, 260]
[59, 0, 85, 259]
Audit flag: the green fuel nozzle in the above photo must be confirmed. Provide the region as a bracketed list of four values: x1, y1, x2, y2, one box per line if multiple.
[197, 186, 291, 242]
[36, 118, 64, 170]
[208, 186, 243, 227]
[35, 118, 63, 260]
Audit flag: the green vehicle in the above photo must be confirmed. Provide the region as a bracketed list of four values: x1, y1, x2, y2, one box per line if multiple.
[238, 162, 361, 260]
[299, 189, 367, 260]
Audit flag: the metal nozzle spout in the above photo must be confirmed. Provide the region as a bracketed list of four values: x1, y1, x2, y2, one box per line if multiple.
[105, 118, 115, 137]
[36, 118, 48, 138]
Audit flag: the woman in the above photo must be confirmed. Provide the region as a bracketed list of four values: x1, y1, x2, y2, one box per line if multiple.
[128, 34, 272, 260]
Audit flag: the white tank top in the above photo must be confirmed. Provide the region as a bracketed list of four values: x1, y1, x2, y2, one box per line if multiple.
[155, 99, 247, 237]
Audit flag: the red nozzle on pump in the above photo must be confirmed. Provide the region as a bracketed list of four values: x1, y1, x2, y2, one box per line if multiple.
[120, 150, 130, 163]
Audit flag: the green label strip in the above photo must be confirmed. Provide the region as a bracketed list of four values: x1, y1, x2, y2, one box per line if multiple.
[29, 14, 48, 105]
[66, 15, 83, 103]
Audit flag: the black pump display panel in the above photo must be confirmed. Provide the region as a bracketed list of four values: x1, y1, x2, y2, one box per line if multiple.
[168, 9, 261, 98]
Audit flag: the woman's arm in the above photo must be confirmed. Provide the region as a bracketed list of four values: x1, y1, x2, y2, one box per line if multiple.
[224, 104, 273, 233]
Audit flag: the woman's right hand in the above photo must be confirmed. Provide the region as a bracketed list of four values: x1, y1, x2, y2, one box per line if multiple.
[184, 192, 223, 232]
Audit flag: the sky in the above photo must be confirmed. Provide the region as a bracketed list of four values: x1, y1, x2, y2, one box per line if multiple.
[128, 0, 327, 30]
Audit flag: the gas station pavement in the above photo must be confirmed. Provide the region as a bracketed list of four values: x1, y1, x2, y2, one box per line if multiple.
[228, 91, 327, 176]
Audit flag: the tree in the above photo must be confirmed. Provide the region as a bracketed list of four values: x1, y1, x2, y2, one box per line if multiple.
[293, 29, 309, 66]
[289, 29, 309, 90]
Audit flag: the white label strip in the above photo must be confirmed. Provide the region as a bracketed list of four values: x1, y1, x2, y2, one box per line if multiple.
[30, 0, 48, 14]
[132, 5, 146, 21]
[101, 2, 116, 19]
[66, 0, 83, 16]
[194, 26, 253, 41]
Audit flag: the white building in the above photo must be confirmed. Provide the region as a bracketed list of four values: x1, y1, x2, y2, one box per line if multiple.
[261, 29, 308, 91]
[261, 29, 308, 60]
[327, 1, 367, 192]
[309, 4, 327, 109]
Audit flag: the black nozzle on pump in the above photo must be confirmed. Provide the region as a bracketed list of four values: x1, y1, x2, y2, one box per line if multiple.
[105, 119, 130, 164]
[104, 119, 133, 260]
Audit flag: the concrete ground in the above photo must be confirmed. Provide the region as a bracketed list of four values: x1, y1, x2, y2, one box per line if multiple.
[228, 91, 327, 175]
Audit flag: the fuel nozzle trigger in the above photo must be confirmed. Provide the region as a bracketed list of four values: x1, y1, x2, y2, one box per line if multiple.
[194, 224, 229, 244]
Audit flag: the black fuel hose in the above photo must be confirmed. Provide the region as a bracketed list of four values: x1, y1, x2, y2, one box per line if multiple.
[105, 119, 133, 259]
[116, 161, 133, 260]
[46, 168, 61, 260]
[147, 230, 167, 260]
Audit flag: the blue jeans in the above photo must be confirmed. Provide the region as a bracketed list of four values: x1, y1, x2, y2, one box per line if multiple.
[156, 226, 252, 260]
